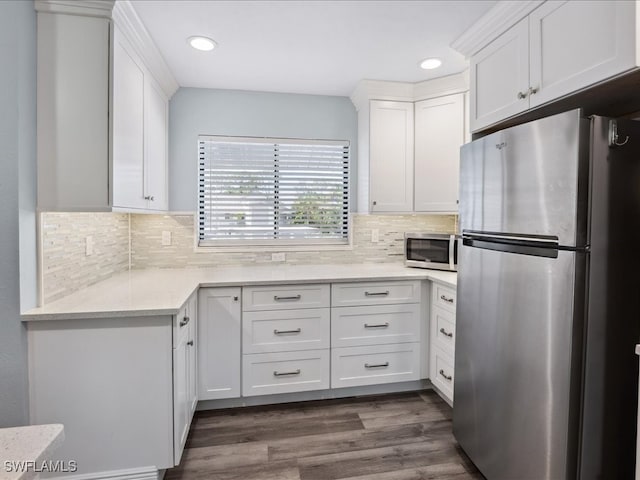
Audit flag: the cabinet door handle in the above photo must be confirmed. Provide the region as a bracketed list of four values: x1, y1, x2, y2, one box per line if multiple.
[439, 327, 453, 338]
[365, 291, 389, 297]
[187, 340, 194, 346]
[364, 322, 390, 329]
[274, 295, 301, 301]
[180, 316, 190, 327]
[440, 294, 454, 304]
[529, 86, 539, 95]
[233, 296, 239, 302]
[273, 369, 301, 377]
[274, 328, 302, 335]
[365, 362, 389, 369]
[517, 91, 528, 99]
[144, 195, 155, 201]
[439, 369, 452, 381]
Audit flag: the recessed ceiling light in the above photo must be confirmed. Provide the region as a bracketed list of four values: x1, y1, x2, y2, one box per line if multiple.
[420, 58, 442, 70]
[188, 36, 216, 52]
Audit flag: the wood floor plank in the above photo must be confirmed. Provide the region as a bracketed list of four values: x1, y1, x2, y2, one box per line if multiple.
[358, 406, 449, 429]
[165, 458, 300, 480]
[269, 419, 453, 461]
[339, 461, 476, 480]
[186, 412, 365, 448]
[194, 392, 427, 428]
[297, 440, 463, 480]
[170, 442, 268, 471]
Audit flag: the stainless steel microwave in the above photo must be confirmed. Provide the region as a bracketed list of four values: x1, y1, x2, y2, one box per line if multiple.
[404, 233, 457, 271]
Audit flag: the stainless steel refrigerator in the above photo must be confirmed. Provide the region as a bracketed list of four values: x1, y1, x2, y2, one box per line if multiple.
[454, 109, 640, 480]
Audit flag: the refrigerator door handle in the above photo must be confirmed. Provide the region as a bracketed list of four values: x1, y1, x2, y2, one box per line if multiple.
[463, 230, 558, 245]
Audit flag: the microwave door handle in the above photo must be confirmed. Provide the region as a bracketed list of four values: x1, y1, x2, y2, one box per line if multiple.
[449, 235, 455, 270]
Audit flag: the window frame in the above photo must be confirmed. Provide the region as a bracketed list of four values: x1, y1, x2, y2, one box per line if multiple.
[196, 135, 352, 250]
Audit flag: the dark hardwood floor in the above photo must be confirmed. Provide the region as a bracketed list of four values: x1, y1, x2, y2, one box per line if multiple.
[165, 390, 484, 480]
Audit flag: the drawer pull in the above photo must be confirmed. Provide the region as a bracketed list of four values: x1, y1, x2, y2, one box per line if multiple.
[274, 328, 302, 335]
[274, 295, 302, 301]
[364, 322, 390, 329]
[179, 316, 190, 327]
[365, 291, 390, 297]
[365, 362, 390, 369]
[187, 340, 194, 346]
[439, 327, 453, 338]
[440, 294, 454, 304]
[273, 369, 301, 377]
[439, 369, 452, 381]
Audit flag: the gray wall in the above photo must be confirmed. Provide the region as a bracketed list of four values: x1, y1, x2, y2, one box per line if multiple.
[169, 88, 358, 211]
[0, 0, 37, 427]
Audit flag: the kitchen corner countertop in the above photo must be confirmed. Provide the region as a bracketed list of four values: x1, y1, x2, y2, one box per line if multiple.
[0, 424, 64, 480]
[22, 264, 456, 321]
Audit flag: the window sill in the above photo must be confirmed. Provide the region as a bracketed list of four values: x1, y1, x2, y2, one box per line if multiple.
[194, 243, 354, 254]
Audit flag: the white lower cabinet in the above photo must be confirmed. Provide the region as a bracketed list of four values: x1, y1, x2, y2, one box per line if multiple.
[332, 343, 421, 388]
[198, 287, 241, 400]
[429, 282, 457, 404]
[242, 350, 331, 396]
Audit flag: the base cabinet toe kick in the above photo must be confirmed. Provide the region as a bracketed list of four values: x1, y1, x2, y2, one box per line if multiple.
[26, 278, 456, 479]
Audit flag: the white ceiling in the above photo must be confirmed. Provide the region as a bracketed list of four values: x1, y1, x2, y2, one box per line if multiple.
[132, 0, 496, 97]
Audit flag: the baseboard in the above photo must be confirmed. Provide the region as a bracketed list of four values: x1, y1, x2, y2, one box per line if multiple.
[197, 379, 432, 410]
[54, 466, 160, 480]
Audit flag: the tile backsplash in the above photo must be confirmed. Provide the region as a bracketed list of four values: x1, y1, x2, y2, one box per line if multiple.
[40, 212, 456, 304]
[129, 213, 456, 269]
[40, 212, 130, 304]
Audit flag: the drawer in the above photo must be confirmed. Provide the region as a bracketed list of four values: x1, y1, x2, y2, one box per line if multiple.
[243, 284, 330, 311]
[242, 349, 330, 396]
[243, 308, 330, 354]
[332, 304, 421, 348]
[331, 281, 421, 307]
[331, 343, 421, 388]
[430, 346, 454, 402]
[432, 282, 456, 311]
[432, 306, 456, 355]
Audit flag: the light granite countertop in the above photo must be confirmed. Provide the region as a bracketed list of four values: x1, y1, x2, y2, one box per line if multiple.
[0, 424, 64, 480]
[22, 264, 456, 321]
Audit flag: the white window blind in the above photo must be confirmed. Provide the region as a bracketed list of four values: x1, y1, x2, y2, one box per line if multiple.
[198, 136, 350, 246]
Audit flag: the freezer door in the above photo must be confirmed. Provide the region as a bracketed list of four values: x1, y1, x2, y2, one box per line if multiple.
[459, 109, 589, 247]
[453, 242, 584, 480]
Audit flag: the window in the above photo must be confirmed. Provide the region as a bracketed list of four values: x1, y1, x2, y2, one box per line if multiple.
[198, 136, 350, 247]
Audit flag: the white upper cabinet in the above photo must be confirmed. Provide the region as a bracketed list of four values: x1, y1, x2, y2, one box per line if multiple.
[467, 0, 638, 132]
[528, 0, 636, 108]
[414, 94, 464, 213]
[112, 29, 146, 210]
[470, 18, 529, 132]
[35, 1, 178, 212]
[369, 100, 415, 213]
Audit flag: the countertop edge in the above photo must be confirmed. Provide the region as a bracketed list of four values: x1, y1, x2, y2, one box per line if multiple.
[22, 267, 456, 322]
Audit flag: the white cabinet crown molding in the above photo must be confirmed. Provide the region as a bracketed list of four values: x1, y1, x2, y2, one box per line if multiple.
[450, 0, 544, 58]
[112, 1, 179, 99]
[34, 0, 115, 17]
[350, 71, 469, 112]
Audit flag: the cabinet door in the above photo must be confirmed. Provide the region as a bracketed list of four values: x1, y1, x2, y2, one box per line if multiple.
[198, 288, 241, 400]
[369, 100, 414, 212]
[186, 294, 198, 416]
[470, 18, 529, 132]
[529, 0, 636, 108]
[173, 326, 189, 465]
[414, 94, 464, 212]
[112, 28, 146, 209]
[144, 76, 168, 211]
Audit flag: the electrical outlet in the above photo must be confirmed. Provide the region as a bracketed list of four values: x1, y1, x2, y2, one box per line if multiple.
[161, 231, 172, 246]
[85, 236, 94, 256]
[271, 252, 286, 262]
[371, 228, 379, 243]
